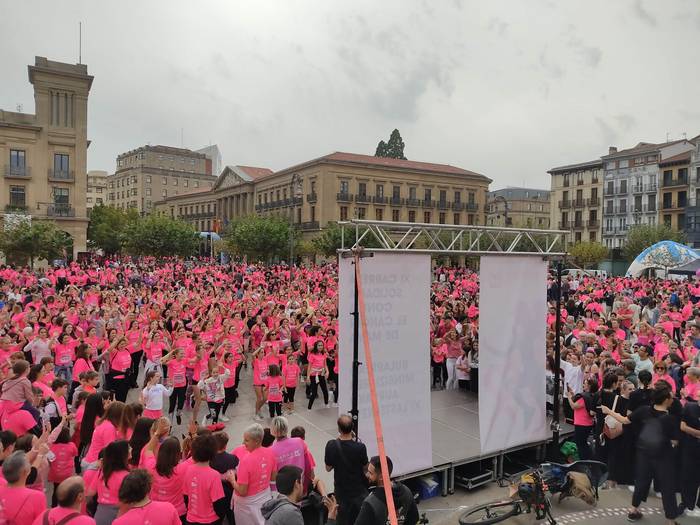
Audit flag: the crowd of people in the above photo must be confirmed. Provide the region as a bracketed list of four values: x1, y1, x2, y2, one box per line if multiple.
[0, 258, 700, 525]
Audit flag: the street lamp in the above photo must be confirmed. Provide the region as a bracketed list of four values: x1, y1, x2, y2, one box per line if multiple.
[289, 173, 303, 276]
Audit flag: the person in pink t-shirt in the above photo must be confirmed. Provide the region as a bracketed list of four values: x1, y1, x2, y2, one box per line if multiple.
[86, 440, 130, 525]
[0, 451, 47, 525]
[113, 469, 180, 525]
[227, 424, 277, 525]
[146, 437, 186, 519]
[251, 347, 269, 421]
[306, 340, 329, 410]
[264, 365, 284, 418]
[32, 476, 96, 525]
[182, 434, 226, 525]
[282, 354, 301, 414]
[269, 416, 317, 494]
[48, 427, 78, 492]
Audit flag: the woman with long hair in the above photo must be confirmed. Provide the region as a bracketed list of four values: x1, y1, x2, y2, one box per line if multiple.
[307, 340, 329, 410]
[83, 400, 126, 469]
[103, 337, 133, 401]
[129, 417, 155, 468]
[86, 439, 130, 525]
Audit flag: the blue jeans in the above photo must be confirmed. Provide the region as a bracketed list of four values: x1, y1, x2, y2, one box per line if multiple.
[54, 365, 73, 383]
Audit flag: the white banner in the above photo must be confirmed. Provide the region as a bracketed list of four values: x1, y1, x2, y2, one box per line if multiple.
[478, 256, 548, 455]
[339, 253, 432, 476]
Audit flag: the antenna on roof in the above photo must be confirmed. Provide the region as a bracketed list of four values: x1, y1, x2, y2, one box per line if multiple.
[16, 104, 22, 112]
[666, 132, 670, 143]
[78, 22, 82, 64]
[181, 128, 184, 148]
[683, 132, 687, 140]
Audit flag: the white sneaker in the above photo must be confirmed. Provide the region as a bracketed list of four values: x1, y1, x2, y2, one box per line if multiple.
[654, 492, 662, 498]
[331, 402, 338, 408]
[627, 485, 635, 493]
[200, 415, 209, 426]
[686, 508, 700, 518]
[220, 415, 230, 422]
[253, 414, 263, 421]
[325, 403, 330, 408]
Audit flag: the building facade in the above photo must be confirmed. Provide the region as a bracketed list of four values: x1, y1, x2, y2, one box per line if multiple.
[486, 187, 550, 228]
[155, 152, 491, 235]
[658, 152, 691, 232]
[0, 56, 93, 257]
[195, 145, 222, 180]
[86, 170, 107, 213]
[548, 159, 603, 243]
[108, 145, 217, 214]
[687, 138, 700, 247]
[601, 140, 696, 249]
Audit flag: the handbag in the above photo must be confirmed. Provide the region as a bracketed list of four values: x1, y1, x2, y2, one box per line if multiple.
[603, 395, 623, 440]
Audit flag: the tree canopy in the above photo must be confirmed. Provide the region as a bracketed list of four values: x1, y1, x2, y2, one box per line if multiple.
[223, 215, 298, 261]
[623, 224, 686, 261]
[375, 129, 406, 160]
[87, 205, 138, 255]
[0, 220, 73, 268]
[123, 215, 200, 257]
[569, 241, 608, 269]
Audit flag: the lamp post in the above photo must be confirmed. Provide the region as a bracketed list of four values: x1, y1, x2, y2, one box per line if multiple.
[289, 173, 302, 278]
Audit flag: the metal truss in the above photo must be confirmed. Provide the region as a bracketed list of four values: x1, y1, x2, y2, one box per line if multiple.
[339, 220, 567, 257]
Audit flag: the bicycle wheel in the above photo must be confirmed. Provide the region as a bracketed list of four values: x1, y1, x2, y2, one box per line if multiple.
[459, 500, 520, 525]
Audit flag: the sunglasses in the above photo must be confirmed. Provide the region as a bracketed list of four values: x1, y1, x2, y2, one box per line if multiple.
[655, 367, 666, 371]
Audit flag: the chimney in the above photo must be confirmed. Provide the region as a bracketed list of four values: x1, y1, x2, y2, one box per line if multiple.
[608, 146, 618, 155]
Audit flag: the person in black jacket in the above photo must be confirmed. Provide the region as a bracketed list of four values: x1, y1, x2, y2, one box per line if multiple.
[354, 456, 418, 525]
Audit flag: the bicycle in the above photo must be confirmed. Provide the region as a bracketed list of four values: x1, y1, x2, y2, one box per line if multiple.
[458, 460, 607, 525]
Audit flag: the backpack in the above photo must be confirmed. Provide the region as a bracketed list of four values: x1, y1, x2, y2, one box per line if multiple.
[366, 483, 414, 525]
[637, 414, 665, 454]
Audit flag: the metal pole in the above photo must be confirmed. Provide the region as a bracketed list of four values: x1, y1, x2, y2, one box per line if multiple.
[351, 256, 361, 438]
[551, 260, 563, 451]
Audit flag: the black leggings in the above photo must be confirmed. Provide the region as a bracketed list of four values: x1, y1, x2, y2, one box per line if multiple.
[573, 425, 593, 460]
[308, 375, 329, 409]
[268, 401, 282, 418]
[632, 454, 679, 520]
[169, 386, 187, 413]
[109, 373, 130, 402]
[129, 351, 143, 386]
[222, 386, 238, 414]
[283, 387, 296, 403]
[207, 401, 222, 423]
[432, 361, 447, 387]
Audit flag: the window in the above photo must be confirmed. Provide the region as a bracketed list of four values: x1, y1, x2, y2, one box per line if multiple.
[468, 192, 475, 204]
[9, 150, 25, 172]
[145, 176, 151, 183]
[439, 212, 446, 224]
[194, 181, 199, 188]
[96, 198, 103, 205]
[424, 189, 432, 202]
[162, 177, 167, 185]
[563, 174, 570, 186]
[109, 181, 114, 189]
[647, 194, 656, 211]
[454, 191, 461, 203]
[468, 214, 474, 225]
[409, 187, 417, 200]
[375, 208, 383, 221]
[87, 197, 93, 204]
[392, 209, 400, 222]
[439, 190, 447, 203]
[184, 179, 189, 187]
[162, 189, 167, 197]
[408, 210, 416, 223]
[340, 206, 348, 221]
[54, 153, 69, 175]
[620, 180, 627, 193]
[173, 179, 178, 186]
[340, 181, 349, 194]
[679, 168, 688, 181]
[357, 207, 366, 219]
[424, 211, 431, 223]
[663, 215, 672, 227]
[619, 199, 626, 213]
[358, 183, 367, 196]
[131, 188, 138, 196]
[276, 190, 280, 201]
[9, 186, 25, 207]
[53, 187, 69, 205]
[126, 178, 131, 186]
[663, 192, 672, 209]
[392, 185, 401, 199]
[679, 191, 687, 207]
[577, 172, 584, 185]
[453, 213, 460, 225]
[96, 187, 103, 193]
[144, 188, 151, 196]
[376, 184, 384, 198]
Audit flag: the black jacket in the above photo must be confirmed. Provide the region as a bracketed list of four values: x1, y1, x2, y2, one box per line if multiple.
[354, 482, 418, 525]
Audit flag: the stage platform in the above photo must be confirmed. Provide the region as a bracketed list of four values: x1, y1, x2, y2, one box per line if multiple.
[159, 368, 573, 495]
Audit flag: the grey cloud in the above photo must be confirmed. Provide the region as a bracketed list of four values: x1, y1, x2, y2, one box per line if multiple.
[568, 37, 602, 68]
[632, 0, 657, 26]
[596, 118, 619, 145]
[539, 47, 565, 78]
[614, 114, 637, 131]
[487, 17, 508, 37]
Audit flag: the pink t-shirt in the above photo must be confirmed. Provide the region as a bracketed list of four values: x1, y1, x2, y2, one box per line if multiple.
[270, 437, 314, 490]
[31, 507, 95, 525]
[1, 409, 37, 436]
[113, 501, 181, 525]
[284, 363, 300, 388]
[89, 469, 129, 505]
[236, 446, 277, 497]
[307, 353, 326, 376]
[48, 442, 78, 483]
[72, 358, 94, 382]
[148, 462, 186, 516]
[84, 420, 118, 463]
[182, 463, 224, 524]
[0, 486, 47, 525]
[168, 360, 187, 388]
[265, 377, 284, 403]
[110, 349, 132, 374]
[252, 357, 268, 386]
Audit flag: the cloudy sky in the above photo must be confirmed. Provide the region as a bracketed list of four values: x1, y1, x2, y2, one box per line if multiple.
[1, 0, 699, 189]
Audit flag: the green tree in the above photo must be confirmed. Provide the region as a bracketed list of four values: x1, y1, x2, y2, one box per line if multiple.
[375, 129, 406, 160]
[87, 205, 138, 255]
[224, 215, 297, 261]
[623, 224, 686, 261]
[569, 241, 608, 269]
[312, 222, 344, 257]
[0, 221, 73, 268]
[123, 215, 199, 257]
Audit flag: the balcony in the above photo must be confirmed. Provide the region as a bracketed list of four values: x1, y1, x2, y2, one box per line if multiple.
[558, 200, 571, 209]
[336, 192, 352, 202]
[558, 221, 570, 229]
[645, 183, 658, 192]
[465, 202, 479, 211]
[616, 186, 629, 195]
[604, 187, 616, 196]
[587, 197, 600, 207]
[355, 194, 371, 204]
[572, 221, 585, 229]
[4, 165, 30, 179]
[452, 202, 465, 211]
[662, 177, 688, 188]
[48, 169, 75, 182]
[47, 204, 75, 218]
[4, 204, 28, 213]
[422, 199, 435, 208]
[291, 196, 302, 206]
[406, 198, 421, 207]
[306, 192, 317, 203]
[300, 221, 320, 231]
[389, 196, 403, 206]
[373, 196, 388, 204]
[632, 184, 644, 194]
[661, 200, 687, 211]
[437, 200, 450, 210]
[587, 220, 600, 228]
[573, 199, 586, 208]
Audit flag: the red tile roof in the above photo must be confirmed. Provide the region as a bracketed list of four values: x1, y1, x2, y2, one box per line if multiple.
[659, 151, 691, 165]
[237, 166, 273, 179]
